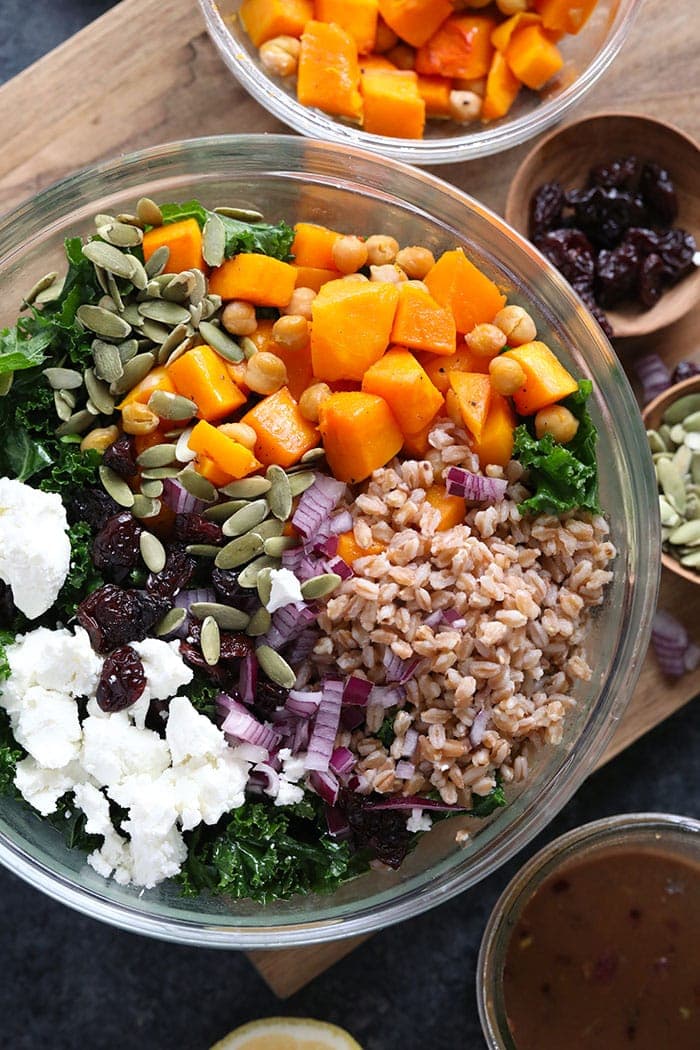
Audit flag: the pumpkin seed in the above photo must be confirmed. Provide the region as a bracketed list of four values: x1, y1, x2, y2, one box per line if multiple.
[237, 555, 279, 588]
[43, 366, 83, 390]
[165, 337, 197, 368]
[111, 352, 155, 395]
[200, 616, 221, 666]
[35, 280, 65, 305]
[681, 410, 700, 432]
[189, 603, 251, 631]
[256, 567, 273, 606]
[186, 544, 221, 558]
[54, 390, 73, 421]
[140, 478, 164, 499]
[188, 269, 206, 306]
[246, 607, 271, 637]
[137, 197, 163, 227]
[692, 454, 700, 485]
[300, 447, 325, 464]
[23, 271, 59, 306]
[251, 518, 284, 541]
[199, 297, 217, 321]
[137, 443, 178, 468]
[686, 498, 700, 521]
[86, 398, 100, 416]
[145, 245, 170, 277]
[684, 432, 700, 452]
[301, 573, 342, 600]
[198, 321, 244, 362]
[155, 607, 186, 637]
[239, 336, 258, 359]
[148, 390, 197, 420]
[129, 257, 149, 292]
[220, 476, 271, 498]
[664, 394, 700, 425]
[264, 536, 298, 557]
[657, 459, 687, 515]
[202, 212, 226, 268]
[680, 550, 700, 568]
[189, 302, 203, 328]
[222, 500, 269, 537]
[94, 213, 115, 228]
[646, 430, 667, 454]
[659, 496, 681, 527]
[115, 212, 144, 228]
[652, 452, 673, 464]
[101, 221, 144, 247]
[672, 443, 692, 475]
[84, 368, 115, 415]
[140, 465, 182, 480]
[83, 240, 136, 279]
[203, 499, 249, 522]
[256, 645, 296, 689]
[669, 423, 686, 444]
[107, 272, 126, 313]
[214, 205, 264, 222]
[138, 300, 191, 326]
[288, 470, 316, 497]
[55, 409, 94, 436]
[215, 532, 265, 570]
[162, 273, 192, 303]
[267, 465, 292, 521]
[207, 293, 222, 312]
[0, 373, 13, 396]
[179, 469, 218, 503]
[668, 520, 700, 546]
[100, 464, 135, 508]
[140, 318, 172, 345]
[77, 304, 131, 340]
[139, 531, 167, 573]
[92, 340, 124, 383]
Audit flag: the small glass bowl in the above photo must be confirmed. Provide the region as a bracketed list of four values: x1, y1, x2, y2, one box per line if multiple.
[477, 812, 700, 1049]
[198, 0, 642, 164]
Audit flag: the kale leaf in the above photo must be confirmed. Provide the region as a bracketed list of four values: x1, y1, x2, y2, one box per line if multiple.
[0, 707, 22, 797]
[470, 778, 507, 819]
[159, 200, 295, 262]
[513, 380, 600, 516]
[54, 522, 104, 620]
[375, 711, 396, 749]
[186, 673, 221, 720]
[46, 793, 101, 852]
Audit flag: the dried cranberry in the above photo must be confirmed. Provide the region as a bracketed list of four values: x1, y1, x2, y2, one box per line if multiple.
[67, 488, 120, 531]
[255, 676, 289, 719]
[672, 360, 700, 383]
[188, 620, 253, 661]
[77, 584, 167, 653]
[536, 228, 596, 289]
[640, 162, 678, 224]
[179, 641, 234, 687]
[566, 187, 646, 248]
[146, 543, 196, 600]
[596, 241, 640, 306]
[212, 567, 253, 607]
[92, 512, 143, 583]
[588, 155, 640, 192]
[96, 646, 146, 712]
[656, 228, 697, 282]
[102, 434, 138, 479]
[638, 252, 665, 308]
[529, 181, 565, 237]
[174, 513, 224, 545]
[338, 790, 413, 870]
[0, 581, 17, 630]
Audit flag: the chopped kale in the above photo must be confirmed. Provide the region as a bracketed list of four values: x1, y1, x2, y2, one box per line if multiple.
[54, 522, 104, 620]
[375, 711, 396, 749]
[470, 778, 507, 819]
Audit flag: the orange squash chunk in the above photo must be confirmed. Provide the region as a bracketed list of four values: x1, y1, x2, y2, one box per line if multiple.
[337, 530, 386, 563]
[415, 15, 496, 80]
[208, 253, 296, 307]
[417, 75, 453, 117]
[195, 456, 235, 488]
[482, 50, 521, 121]
[417, 347, 491, 392]
[449, 371, 492, 442]
[377, 0, 453, 48]
[359, 54, 397, 73]
[298, 21, 363, 120]
[425, 485, 466, 531]
[534, 0, 597, 34]
[292, 264, 341, 291]
[241, 387, 319, 467]
[167, 345, 247, 422]
[318, 391, 403, 483]
[142, 219, 206, 275]
[118, 366, 176, 409]
[316, 0, 379, 54]
[424, 249, 506, 334]
[362, 348, 444, 438]
[188, 421, 261, 479]
[491, 12, 542, 52]
[239, 0, 313, 46]
[361, 70, 426, 139]
[503, 342, 578, 415]
[472, 392, 516, 468]
[291, 223, 342, 270]
[391, 282, 457, 356]
[506, 24, 563, 89]
[311, 278, 400, 382]
[402, 422, 432, 458]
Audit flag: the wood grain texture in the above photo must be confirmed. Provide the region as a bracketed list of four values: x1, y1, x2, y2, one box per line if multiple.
[0, 0, 698, 1000]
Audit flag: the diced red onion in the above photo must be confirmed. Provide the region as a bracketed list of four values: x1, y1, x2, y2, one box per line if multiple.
[292, 474, 346, 538]
[238, 650, 258, 705]
[329, 746, 355, 775]
[383, 649, 420, 685]
[395, 760, 415, 780]
[293, 717, 310, 754]
[424, 611, 442, 628]
[445, 466, 507, 502]
[402, 729, 418, 758]
[340, 705, 365, 731]
[309, 769, 339, 805]
[313, 534, 339, 557]
[263, 601, 318, 650]
[253, 761, 280, 796]
[162, 477, 207, 515]
[330, 510, 353, 534]
[347, 771, 370, 794]
[285, 627, 320, 666]
[343, 676, 372, 706]
[306, 678, 344, 772]
[470, 708, 490, 747]
[217, 691, 243, 714]
[635, 353, 672, 406]
[365, 794, 467, 812]
[684, 642, 700, 672]
[651, 609, 691, 677]
[281, 546, 306, 573]
[174, 588, 217, 614]
[369, 684, 405, 709]
[325, 805, 351, 840]
[221, 695, 281, 751]
[442, 608, 467, 629]
[286, 690, 322, 718]
[326, 555, 353, 580]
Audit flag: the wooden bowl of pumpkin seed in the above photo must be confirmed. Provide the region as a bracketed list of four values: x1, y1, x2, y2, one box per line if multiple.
[644, 375, 700, 583]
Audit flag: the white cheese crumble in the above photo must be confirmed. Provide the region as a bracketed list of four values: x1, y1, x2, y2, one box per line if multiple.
[406, 808, 432, 834]
[266, 568, 304, 613]
[0, 477, 71, 618]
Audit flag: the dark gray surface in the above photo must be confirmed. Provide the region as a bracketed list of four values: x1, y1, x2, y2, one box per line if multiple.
[1, 5, 699, 1049]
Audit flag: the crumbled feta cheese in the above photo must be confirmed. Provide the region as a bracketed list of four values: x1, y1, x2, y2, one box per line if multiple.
[1, 626, 102, 712]
[124, 825, 187, 889]
[165, 695, 227, 764]
[12, 686, 82, 769]
[130, 639, 193, 700]
[0, 478, 70, 618]
[274, 778, 305, 806]
[72, 782, 113, 836]
[266, 568, 303, 614]
[278, 747, 307, 783]
[406, 808, 432, 834]
[14, 758, 84, 816]
[82, 712, 170, 787]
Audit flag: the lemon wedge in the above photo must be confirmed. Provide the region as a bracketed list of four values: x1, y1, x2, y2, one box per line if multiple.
[210, 1017, 363, 1050]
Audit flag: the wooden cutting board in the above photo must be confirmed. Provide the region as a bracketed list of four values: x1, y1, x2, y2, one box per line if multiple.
[1, 0, 698, 1000]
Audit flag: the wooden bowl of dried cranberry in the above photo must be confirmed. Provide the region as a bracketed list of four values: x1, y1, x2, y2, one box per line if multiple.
[505, 113, 700, 340]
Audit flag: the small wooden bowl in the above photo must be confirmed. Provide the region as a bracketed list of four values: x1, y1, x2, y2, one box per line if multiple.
[642, 375, 700, 586]
[505, 113, 700, 340]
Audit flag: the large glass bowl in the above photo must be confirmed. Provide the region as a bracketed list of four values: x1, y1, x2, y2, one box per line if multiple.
[198, 0, 642, 164]
[0, 135, 659, 948]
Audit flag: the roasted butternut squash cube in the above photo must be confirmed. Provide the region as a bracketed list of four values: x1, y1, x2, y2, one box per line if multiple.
[310, 278, 400, 382]
[417, 347, 491, 393]
[297, 21, 363, 120]
[415, 15, 496, 79]
[503, 341, 578, 415]
[188, 420, 261, 479]
[425, 485, 466, 531]
[505, 24, 563, 90]
[315, 0, 379, 54]
[241, 386, 319, 467]
[482, 50, 521, 121]
[208, 253, 296, 307]
[167, 345, 248, 422]
[391, 282, 456, 356]
[291, 223, 342, 270]
[361, 70, 425, 139]
[449, 371, 492, 442]
[240, 0, 313, 47]
[142, 219, 206, 275]
[118, 366, 176, 409]
[318, 391, 403, 482]
[424, 248, 506, 334]
[362, 348, 444, 438]
[378, 0, 454, 48]
[417, 75, 453, 117]
[472, 392, 516, 467]
[534, 0, 597, 35]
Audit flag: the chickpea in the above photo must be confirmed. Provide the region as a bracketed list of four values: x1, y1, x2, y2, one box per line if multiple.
[299, 382, 332, 423]
[535, 405, 580, 444]
[465, 323, 508, 358]
[374, 19, 398, 52]
[218, 422, 258, 450]
[259, 36, 300, 78]
[369, 263, 407, 284]
[489, 355, 526, 396]
[121, 402, 160, 435]
[395, 245, 435, 280]
[445, 389, 464, 426]
[246, 351, 288, 395]
[493, 305, 537, 346]
[272, 314, 309, 352]
[332, 235, 368, 274]
[386, 44, 415, 70]
[80, 425, 119, 453]
[281, 286, 316, 320]
[365, 234, 399, 267]
[228, 360, 250, 391]
[496, 0, 528, 14]
[449, 90, 482, 123]
[222, 300, 257, 336]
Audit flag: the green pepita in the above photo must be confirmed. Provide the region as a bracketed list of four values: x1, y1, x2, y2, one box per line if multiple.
[288, 470, 316, 497]
[220, 476, 272, 499]
[668, 520, 700, 546]
[300, 447, 325, 464]
[155, 607, 186, 637]
[189, 603, 251, 631]
[300, 573, 342, 600]
[200, 616, 221, 666]
[179, 469, 218, 503]
[138, 299, 192, 326]
[214, 532, 265, 570]
[202, 212, 226, 268]
[256, 567, 273, 607]
[239, 336, 258, 359]
[251, 518, 284, 541]
[55, 409, 94, 436]
[161, 273, 192, 303]
[222, 500, 269, 538]
[140, 465, 182, 480]
[237, 555, 279, 588]
[203, 499, 250, 522]
[84, 368, 115, 415]
[246, 607, 271, 637]
[672, 443, 692, 475]
[156, 323, 190, 366]
[669, 423, 686, 444]
[140, 478, 164, 499]
[266, 464, 293, 521]
[664, 394, 700, 426]
[54, 390, 73, 421]
[189, 302, 203, 328]
[147, 390, 197, 420]
[140, 318, 172, 345]
[23, 272, 59, 306]
[100, 464, 135, 508]
[118, 339, 139, 364]
[43, 366, 83, 390]
[646, 430, 667, 454]
[186, 544, 221, 558]
[137, 443, 178, 468]
[256, 645, 296, 689]
[92, 340, 124, 383]
[198, 321, 244, 363]
[111, 352, 155, 395]
[263, 536, 298, 557]
[137, 197, 163, 227]
[99, 221, 144, 248]
[139, 531, 167, 573]
[83, 240, 136, 279]
[77, 303, 132, 341]
[144, 245, 170, 277]
[684, 432, 700, 452]
[188, 269, 206, 307]
[214, 205, 264, 222]
[657, 458, 687, 515]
